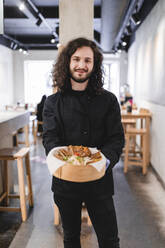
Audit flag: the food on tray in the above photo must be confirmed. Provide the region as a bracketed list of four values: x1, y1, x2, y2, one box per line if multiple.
[53, 145, 102, 166]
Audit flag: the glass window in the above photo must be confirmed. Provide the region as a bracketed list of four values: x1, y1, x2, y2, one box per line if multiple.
[103, 62, 120, 99]
[24, 60, 54, 105]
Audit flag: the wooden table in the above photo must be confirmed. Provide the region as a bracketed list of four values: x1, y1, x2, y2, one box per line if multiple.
[0, 110, 30, 195]
[121, 110, 152, 165]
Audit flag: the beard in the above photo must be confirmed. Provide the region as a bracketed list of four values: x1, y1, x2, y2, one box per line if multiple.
[70, 69, 93, 83]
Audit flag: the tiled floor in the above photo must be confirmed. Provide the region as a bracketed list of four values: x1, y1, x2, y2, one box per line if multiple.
[0, 135, 165, 248]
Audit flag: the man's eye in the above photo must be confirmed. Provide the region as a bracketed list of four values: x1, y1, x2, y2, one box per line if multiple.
[73, 58, 79, 61]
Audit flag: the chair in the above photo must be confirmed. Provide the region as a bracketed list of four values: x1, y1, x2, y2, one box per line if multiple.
[0, 147, 33, 221]
[54, 203, 92, 226]
[124, 126, 148, 175]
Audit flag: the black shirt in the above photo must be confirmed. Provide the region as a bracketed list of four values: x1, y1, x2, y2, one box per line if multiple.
[43, 89, 124, 199]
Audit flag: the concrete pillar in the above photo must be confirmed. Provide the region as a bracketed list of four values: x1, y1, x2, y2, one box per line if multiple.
[59, 0, 94, 46]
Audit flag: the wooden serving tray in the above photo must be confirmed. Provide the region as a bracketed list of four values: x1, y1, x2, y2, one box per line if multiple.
[53, 163, 106, 182]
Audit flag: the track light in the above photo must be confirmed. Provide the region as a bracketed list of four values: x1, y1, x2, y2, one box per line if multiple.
[18, 47, 29, 55]
[36, 18, 42, 26]
[126, 25, 132, 35]
[121, 36, 129, 47]
[50, 38, 56, 44]
[23, 50, 27, 55]
[19, 2, 25, 11]
[121, 38, 127, 47]
[13, 43, 18, 50]
[122, 41, 127, 47]
[131, 13, 141, 25]
[10, 41, 15, 49]
[116, 43, 122, 52]
[23, 49, 29, 55]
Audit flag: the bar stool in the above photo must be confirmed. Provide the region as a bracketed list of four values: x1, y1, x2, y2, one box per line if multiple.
[0, 147, 33, 221]
[13, 125, 30, 147]
[124, 126, 148, 175]
[121, 118, 136, 133]
[54, 203, 92, 226]
[121, 118, 136, 156]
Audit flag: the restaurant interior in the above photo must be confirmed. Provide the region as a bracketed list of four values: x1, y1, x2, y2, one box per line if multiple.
[0, 0, 165, 247]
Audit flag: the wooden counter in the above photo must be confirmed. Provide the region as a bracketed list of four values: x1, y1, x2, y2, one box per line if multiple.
[0, 110, 30, 195]
[0, 111, 30, 140]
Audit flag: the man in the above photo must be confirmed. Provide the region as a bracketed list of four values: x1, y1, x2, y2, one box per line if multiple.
[43, 37, 124, 248]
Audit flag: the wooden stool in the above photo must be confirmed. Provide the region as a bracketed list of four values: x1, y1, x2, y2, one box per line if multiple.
[54, 203, 92, 226]
[15, 125, 30, 147]
[121, 118, 136, 133]
[30, 115, 37, 145]
[0, 147, 33, 221]
[124, 127, 148, 175]
[121, 118, 136, 156]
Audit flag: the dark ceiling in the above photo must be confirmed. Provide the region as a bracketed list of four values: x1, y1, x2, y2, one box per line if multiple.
[0, 0, 158, 53]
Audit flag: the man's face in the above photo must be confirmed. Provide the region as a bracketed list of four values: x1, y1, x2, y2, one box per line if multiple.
[69, 46, 94, 83]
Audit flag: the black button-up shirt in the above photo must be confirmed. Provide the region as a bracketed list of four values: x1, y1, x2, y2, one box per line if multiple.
[43, 89, 124, 199]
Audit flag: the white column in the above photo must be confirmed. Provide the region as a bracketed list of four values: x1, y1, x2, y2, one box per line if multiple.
[59, 0, 94, 46]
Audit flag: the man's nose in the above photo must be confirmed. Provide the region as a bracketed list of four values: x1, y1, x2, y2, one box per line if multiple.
[79, 60, 86, 68]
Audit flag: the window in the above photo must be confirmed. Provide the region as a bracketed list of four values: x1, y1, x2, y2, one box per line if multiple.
[24, 60, 54, 105]
[103, 62, 120, 99]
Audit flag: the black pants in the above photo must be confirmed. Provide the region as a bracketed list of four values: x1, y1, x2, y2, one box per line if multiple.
[54, 194, 120, 248]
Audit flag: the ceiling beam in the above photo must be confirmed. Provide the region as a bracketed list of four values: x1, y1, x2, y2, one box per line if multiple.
[4, 7, 28, 18]
[4, 5, 101, 19]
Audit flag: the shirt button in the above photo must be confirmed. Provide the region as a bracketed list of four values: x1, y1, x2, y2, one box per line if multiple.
[83, 131, 88, 135]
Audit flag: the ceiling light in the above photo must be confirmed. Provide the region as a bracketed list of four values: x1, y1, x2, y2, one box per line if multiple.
[50, 38, 56, 44]
[36, 18, 42, 26]
[121, 39, 127, 46]
[126, 25, 132, 35]
[121, 36, 129, 47]
[23, 50, 29, 55]
[13, 43, 18, 50]
[131, 13, 141, 25]
[10, 41, 15, 49]
[19, 2, 25, 11]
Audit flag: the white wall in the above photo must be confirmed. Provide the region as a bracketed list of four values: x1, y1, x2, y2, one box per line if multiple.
[13, 50, 58, 103]
[127, 0, 165, 183]
[0, 45, 14, 110]
[103, 51, 128, 90]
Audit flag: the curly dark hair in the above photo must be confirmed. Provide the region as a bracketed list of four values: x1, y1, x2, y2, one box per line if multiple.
[52, 37, 104, 94]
